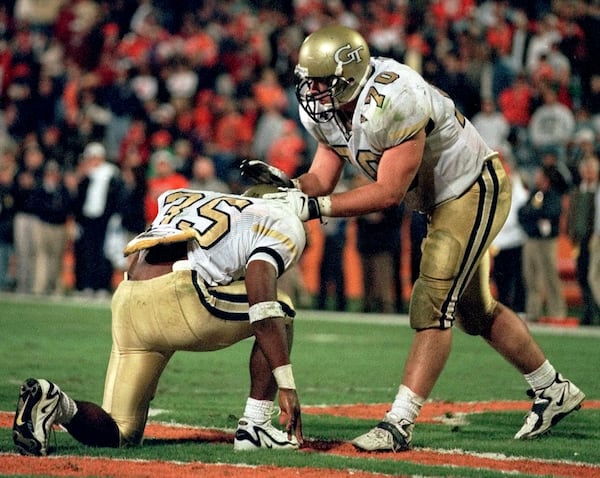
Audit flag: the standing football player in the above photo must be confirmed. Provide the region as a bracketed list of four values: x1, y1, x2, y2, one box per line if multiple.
[13, 186, 305, 455]
[242, 24, 584, 451]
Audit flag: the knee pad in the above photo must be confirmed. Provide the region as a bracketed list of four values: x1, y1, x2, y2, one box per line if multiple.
[410, 277, 452, 329]
[409, 230, 461, 330]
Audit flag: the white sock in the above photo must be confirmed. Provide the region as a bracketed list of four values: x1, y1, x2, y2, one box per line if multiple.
[243, 398, 274, 424]
[55, 391, 78, 425]
[524, 360, 556, 391]
[389, 384, 425, 423]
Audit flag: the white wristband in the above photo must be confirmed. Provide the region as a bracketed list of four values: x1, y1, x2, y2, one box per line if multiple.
[273, 364, 296, 389]
[317, 196, 332, 216]
[248, 301, 284, 324]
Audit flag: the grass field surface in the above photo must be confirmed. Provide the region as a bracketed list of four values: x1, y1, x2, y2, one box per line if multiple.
[1, 293, 599, 477]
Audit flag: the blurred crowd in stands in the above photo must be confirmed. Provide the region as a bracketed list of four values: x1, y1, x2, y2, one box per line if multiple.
[0, 0, 599, 324]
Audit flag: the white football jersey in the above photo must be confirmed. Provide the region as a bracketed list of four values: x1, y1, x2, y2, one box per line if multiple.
[300, 57, 495, 212]
[131, 189, 306, 286]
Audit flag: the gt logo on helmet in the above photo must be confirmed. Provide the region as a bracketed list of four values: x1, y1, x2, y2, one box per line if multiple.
[334, 44, 364, 67]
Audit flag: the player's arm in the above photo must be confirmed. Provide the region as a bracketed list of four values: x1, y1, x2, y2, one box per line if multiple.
[245, 259, 303, 444]
[294, 143, 346, 196]
[271, 129, 425, 221]
[325, 129, 425, 217]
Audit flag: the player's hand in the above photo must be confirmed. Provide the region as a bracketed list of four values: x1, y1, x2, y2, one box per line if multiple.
[277, 388, 303, 446]
[240, 159, 294, 188]
[263, 188, 323, 221]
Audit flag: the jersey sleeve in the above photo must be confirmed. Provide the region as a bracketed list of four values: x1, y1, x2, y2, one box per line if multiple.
[362, 66, 432, 152]
[245, 204, 306, 277]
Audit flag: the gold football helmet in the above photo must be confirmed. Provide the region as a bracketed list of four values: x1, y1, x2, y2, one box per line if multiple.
[295, 25, 371, 123]
[242, 183, 280, 198]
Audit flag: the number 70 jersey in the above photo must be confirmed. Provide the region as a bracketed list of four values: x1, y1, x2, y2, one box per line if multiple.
[300, 57, 495, 213]
[126, 188, 307, 286]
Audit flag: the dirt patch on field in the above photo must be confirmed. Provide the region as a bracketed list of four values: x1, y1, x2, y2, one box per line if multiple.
[2, 400, 600, 478]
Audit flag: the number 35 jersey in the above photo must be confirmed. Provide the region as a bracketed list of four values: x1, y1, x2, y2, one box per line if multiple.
[300, 57, 496, 213]
[126, 189, 307, 286]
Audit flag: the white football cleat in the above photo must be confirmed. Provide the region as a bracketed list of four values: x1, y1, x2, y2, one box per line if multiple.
[352, 412, 413, 452]
[515, 373, 585, 439]
[234, 417, 298, 450]
[13, 378, 62, 456]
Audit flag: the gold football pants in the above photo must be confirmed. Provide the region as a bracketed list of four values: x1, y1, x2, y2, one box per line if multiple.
[410, 155, 511, 333]
[102, 269, 294, 446]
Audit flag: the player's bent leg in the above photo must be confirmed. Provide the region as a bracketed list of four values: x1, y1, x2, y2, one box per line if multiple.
[515, 373, 585, 439]
[466, 299, 585, 440]
[13, 378, 121, 455]
[101, 347, 173, 447]
[63, 401, 120, 447]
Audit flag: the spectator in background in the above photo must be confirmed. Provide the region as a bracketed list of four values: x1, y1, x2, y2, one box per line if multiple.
[434, 51, 480, 120]
[0, 159, 16, 291]
[188, 155, 230, 193]
[589, 186, 600, 321]
[356, 206, 403, 314]
[40, 126, 72, 171]
[353, 170, 403, 315]
[77, 86, 112, 145]
[100, 63, 143, 162]
[586, 74, 600, 119]
[118, 119, 151, 166]
[209, 96, 254, 184]
[566, 156, 600, 325]
[13, 0, 66, 37]
[497, 72, 534, 141]
[568, 128, 597, 185]
[252, 98, 288, 165]
[33, 73, 62, 137]
[172, 137, 195, 178]
[490, 156, 528, 314]
[266, 119, 306, 179]
[30, 160, 74, 296]
[144, 149, 189, 224]
[528, 84, 575, 167]
[73, 142, 123, 298]
[116, 147, 147, 242]
[525, 13, 563, 78]
[13, 143, 45, 294]
[471, 97, 511, 156]
[164, 55, 199, 103]
[146, 130, 173, 171]
[505, 9, 533, 75]
[518, 164, 568, 322]
[4, 30, 37, 142]
[539, 149, 572, 192]
[317, 214, 347, 312]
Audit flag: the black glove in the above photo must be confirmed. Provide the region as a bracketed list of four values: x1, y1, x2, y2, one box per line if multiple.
[240, 159, 295, 188]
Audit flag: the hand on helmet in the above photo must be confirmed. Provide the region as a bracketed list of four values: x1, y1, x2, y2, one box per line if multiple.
[263, 188, 330, 222]
[240, 159, 295, 188]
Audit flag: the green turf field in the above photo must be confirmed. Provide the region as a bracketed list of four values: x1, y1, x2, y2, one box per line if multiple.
[1, 294, 599, 477]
